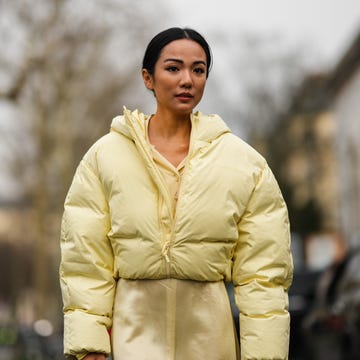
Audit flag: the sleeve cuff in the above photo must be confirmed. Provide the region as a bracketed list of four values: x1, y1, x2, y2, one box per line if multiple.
[63, 310, 112, 358]
[239, 312, 290, 359]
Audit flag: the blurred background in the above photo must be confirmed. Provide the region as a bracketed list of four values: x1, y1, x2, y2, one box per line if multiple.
[0, 0, 359, 359]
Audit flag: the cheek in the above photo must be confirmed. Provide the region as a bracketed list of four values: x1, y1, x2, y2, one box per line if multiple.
[154, 75, 174, 92]
[196, 80, 207, 94]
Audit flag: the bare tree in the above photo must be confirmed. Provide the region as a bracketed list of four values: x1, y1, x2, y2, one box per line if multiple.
[0, 0, 165, 324]
[203, 30, 311, 139]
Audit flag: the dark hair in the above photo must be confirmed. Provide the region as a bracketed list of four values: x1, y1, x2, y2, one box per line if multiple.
[142, 27, 212, 78]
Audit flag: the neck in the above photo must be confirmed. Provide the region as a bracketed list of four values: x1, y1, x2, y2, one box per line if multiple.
[148, 110, 191, 142]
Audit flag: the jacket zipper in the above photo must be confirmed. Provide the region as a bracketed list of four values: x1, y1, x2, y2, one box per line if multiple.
[164, 140, 206, 277]
[124, 110, 176, 277]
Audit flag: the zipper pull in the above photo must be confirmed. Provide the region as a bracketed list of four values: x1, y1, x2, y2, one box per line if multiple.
[162, 241, 171, 263]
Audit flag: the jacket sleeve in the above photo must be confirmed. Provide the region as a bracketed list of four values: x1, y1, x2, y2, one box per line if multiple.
[232, 162, 293, 360]
[59, 157, 115, 359]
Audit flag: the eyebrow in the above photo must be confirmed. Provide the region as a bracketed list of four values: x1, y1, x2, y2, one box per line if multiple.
[164, 58, 206, 66]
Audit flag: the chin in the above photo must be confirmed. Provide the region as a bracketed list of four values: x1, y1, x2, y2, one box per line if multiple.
[175, 103, 199, 114]
[174, 108, 194, 117]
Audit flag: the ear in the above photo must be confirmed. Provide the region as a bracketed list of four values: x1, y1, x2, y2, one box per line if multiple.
[142, 69, 154, 91]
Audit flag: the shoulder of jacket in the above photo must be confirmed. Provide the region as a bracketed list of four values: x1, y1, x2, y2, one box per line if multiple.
[79, 131, 129, 170]
[222, 133, 267, 167]
[87, 130, 130, 154]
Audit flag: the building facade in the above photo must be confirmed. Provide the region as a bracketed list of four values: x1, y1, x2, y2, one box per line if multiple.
[328, 31, 360, 245]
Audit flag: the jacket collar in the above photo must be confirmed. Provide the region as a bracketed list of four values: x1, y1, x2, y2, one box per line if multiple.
[110, 106, 231, 145]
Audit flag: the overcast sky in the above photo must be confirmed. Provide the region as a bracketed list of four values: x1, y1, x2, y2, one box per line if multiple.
[160, 0, 360, 71]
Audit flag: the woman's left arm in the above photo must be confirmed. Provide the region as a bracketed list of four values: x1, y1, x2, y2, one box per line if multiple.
[232, 162, 293, 360]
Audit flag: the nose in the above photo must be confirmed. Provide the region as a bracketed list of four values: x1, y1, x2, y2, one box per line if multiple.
[180, 70, 193, 88]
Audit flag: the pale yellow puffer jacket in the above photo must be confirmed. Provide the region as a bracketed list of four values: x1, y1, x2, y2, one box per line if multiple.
[60, 108, 293, 360]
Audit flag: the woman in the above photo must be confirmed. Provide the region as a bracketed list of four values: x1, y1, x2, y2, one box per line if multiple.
[60, 27, 293, 360]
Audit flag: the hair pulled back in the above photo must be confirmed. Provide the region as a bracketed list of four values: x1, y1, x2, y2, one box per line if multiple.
[142, 27, 212, 78]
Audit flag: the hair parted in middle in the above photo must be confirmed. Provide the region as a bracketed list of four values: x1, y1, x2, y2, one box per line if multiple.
[142, 27, 213, 78]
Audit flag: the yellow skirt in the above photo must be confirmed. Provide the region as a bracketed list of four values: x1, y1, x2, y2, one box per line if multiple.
[111, 278, 240, 360]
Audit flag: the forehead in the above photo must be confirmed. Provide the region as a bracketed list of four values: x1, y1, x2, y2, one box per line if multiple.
[158, 39, 207, 62]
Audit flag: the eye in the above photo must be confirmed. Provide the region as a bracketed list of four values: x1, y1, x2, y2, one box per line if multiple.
[166, 66, 179, 72]
[193, 67, 206, 74]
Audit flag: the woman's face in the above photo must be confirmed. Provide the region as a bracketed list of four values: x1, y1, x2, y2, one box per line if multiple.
[143, 39, 207, 116]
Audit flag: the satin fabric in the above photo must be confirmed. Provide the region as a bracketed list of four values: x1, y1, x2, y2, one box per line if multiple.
[112, 279, 239, 360]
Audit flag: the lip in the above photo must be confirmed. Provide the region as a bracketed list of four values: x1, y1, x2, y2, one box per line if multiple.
[175, 93, 194, 101]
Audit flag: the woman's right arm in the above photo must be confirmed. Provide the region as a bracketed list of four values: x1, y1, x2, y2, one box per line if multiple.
[60, 157, 115, 359]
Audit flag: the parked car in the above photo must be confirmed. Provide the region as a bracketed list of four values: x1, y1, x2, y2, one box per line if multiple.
[288, 267, 322, 359]
[302, 246, 360, 360]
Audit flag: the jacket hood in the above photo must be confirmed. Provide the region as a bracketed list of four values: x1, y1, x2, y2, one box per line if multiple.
[110, 107, 231, 144]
